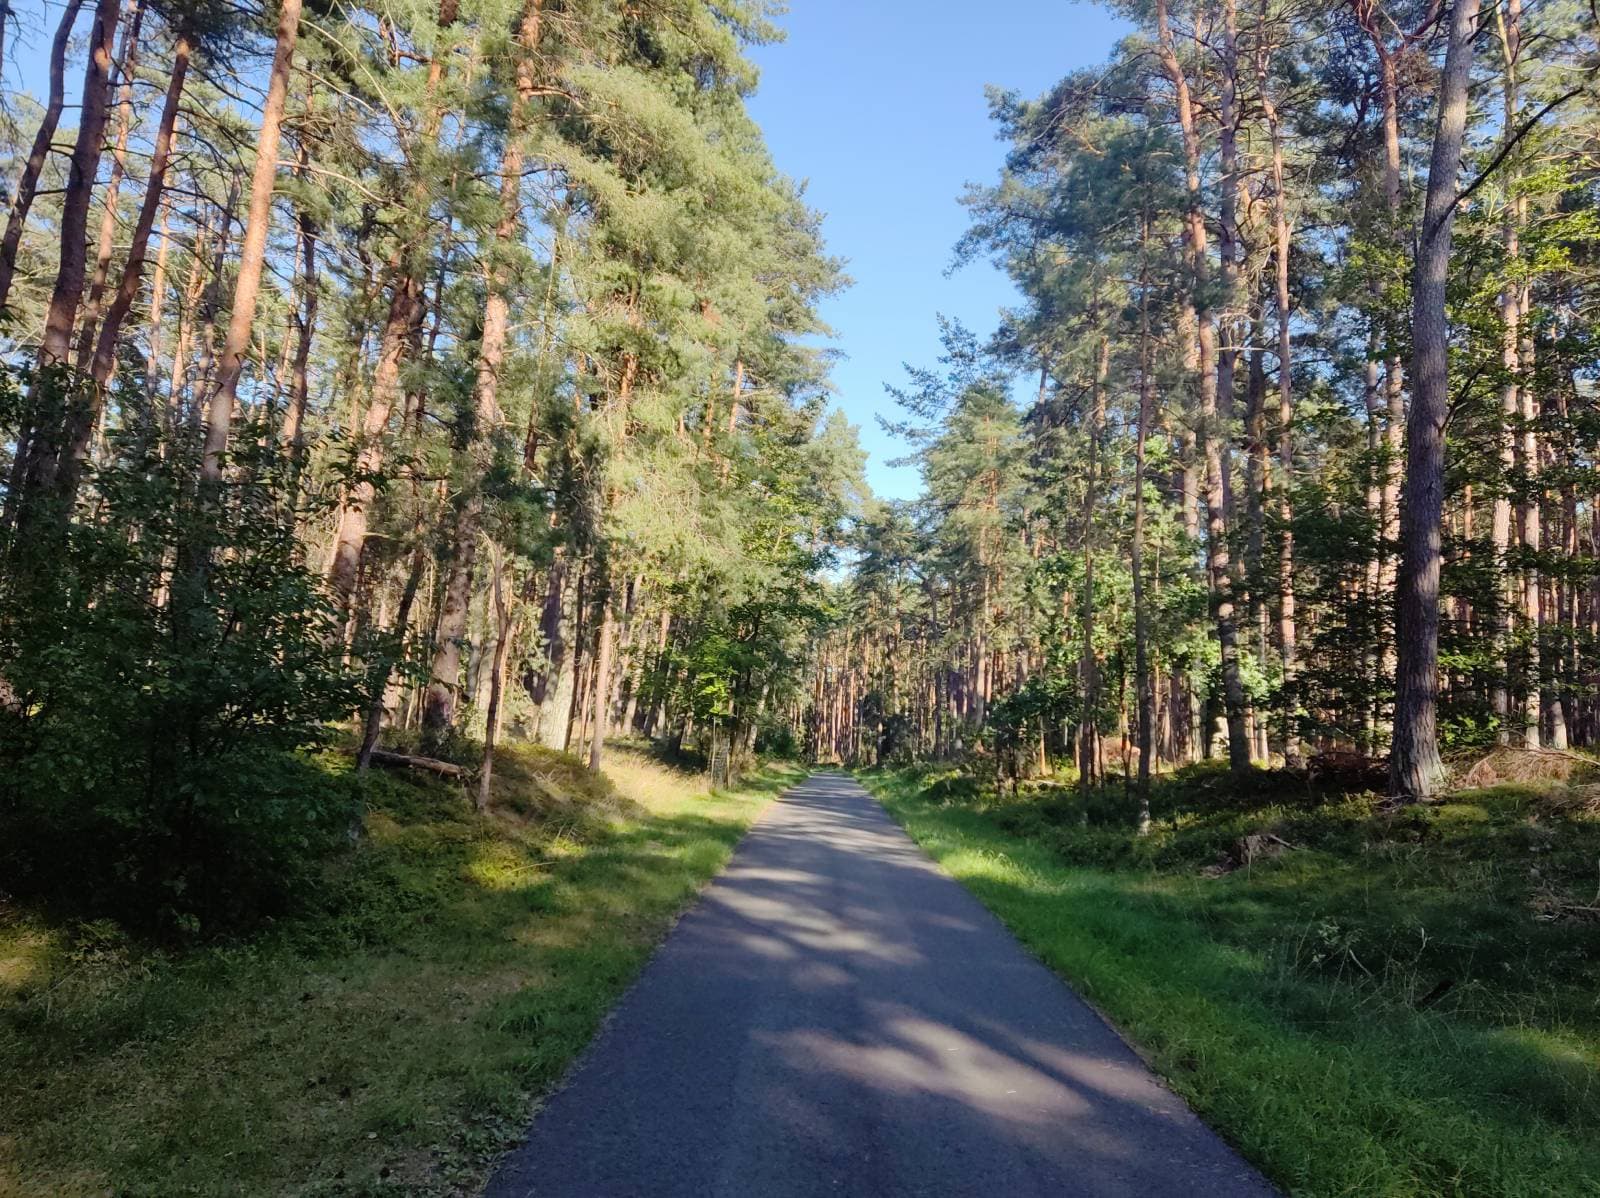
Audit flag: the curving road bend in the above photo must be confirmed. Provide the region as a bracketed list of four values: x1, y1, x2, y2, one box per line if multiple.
[485, 772, 1277, 1198]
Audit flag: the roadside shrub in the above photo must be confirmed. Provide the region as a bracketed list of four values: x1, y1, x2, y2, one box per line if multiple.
[0, 420, 367, 936]
[754, 714, 798, 758]
[922, 772, 980, 804]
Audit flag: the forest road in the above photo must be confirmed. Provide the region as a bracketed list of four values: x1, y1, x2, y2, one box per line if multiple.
[484, 772, 1277, 1197]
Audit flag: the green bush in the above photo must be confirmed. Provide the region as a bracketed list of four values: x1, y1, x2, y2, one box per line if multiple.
[0, 416, 367, 935]
[922, 771, 981, 803]
[755, 714, 799, 758]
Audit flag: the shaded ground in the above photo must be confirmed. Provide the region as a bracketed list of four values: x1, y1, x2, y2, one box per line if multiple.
[487, 772, 1273, 1198]
[0, 745, 795, 1197]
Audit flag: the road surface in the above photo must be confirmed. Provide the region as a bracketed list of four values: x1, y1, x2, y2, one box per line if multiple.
[485, 772, 1276, 1197]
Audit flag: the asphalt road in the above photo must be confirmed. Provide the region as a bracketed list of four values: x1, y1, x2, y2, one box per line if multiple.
[485, 772, 1277, 1197]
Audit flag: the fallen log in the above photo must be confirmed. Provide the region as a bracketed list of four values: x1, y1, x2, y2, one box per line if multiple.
[365, 748, 469, 778]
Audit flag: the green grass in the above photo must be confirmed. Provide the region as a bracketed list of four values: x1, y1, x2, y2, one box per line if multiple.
[863, 762, 1600, 1198]
[1, 743, 799, 1197]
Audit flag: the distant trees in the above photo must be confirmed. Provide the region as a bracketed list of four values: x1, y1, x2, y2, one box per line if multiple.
[805, 0, 1600, 803]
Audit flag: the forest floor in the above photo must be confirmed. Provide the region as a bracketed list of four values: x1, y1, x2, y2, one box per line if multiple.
[0, 742, 800, 1197]
[863, 760, 1600, 1197]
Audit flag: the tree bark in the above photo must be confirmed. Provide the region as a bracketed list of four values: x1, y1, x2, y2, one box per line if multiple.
[357, 541, 427, 772]
[199, 0, 300, 484]
[1155, 0, 1249, 774]
[6, 0, 119, 527]
[326, 0, 459, 610]
[1489, 0, 1521, 742]
[0, 0, 84, 311]
[1078, 327, 1107, 794]
[282, 140, 318, 491]
[58, 28, 190, 495]
[73, 0, 143, 374]
[419, 0, 541, 733]
[1132, 203, 1155, 826]
[1518, 277, 1541, 749]
[1259, 36, 1300, 766]
[1390, 0, 1479, 800]
[141, 196, 171, 412]
[588, 588, 616, 771]
[478, 546, 516, 809]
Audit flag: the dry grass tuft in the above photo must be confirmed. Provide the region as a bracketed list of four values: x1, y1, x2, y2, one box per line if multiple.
[1458, 746, 1597, 790]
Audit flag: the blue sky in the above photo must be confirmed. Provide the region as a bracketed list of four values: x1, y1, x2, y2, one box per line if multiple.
[747, 1, 1130, 500]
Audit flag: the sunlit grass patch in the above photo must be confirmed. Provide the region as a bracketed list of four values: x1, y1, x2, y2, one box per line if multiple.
[864, 765, 1600, 1198]
[0, 745, 800, 1197]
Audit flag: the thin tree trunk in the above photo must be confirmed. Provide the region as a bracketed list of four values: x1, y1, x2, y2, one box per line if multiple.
[1155, 0, 1248, 774]
[326, 2, 458, 609]
[1519, 275, 1541, 749]
[0, 0, 84, 310]
[588, 588, 616, 771]
[199, 0, 301, 484]
[60, 28, 190, 493]
[141, 196, 171, 409]
[164, 203, 209, 432]
[357, 541, 428, 772]
[73, 0, 143, 373]
[282, 145, 318, 490]
[1260, 37, 1300, 766]
[1490, 0, 1520, 742]
[1078, 327, 1107, 794]
[478, 545, 516, 810]
[11, 0, 121, 518]
[1132, 204, 1154, 828]
[420, 0, 541, 733]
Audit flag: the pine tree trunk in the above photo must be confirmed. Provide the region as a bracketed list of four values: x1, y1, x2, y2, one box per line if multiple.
[1370, 23, 1405, 650]
[1078, 330, 1106, 794]
[1490, 4, 1522, 744]
[1274, 239, 1299, 766]
[199, 0, 300, 484]
[478, 547, 516, 810]
[544, 564, 582, 749]
[73, 0, 143, 374]
[421, 505, 479, 746]
[1156, 0, 1248, 774]
[1390, 0, 1479, 800]
[588, 590, 616, 771]
[357, 541, 428, 772]
[141, 197, 171, 416]
[1518, 275, 1541, 749]
[60, 29, 190, 495]
[419, 0, 540, 730]
[327, 271, 423, 609]
[163, 206, 203, 428]
[326, 1, 458, 608]
[11, 0, 121, 518]
[1260, 65, 1300, 766]
[0, 0, 84, 311]
[282, 155, 318, 490]
[1132, 206, 1154, 825]
[90, 32, 188, 389]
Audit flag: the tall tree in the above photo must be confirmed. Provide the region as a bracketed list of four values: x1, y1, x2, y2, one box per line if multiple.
[1388, 0, 1481, 799]
[0, 0, 83, 311]
[199, 0, 301, 484]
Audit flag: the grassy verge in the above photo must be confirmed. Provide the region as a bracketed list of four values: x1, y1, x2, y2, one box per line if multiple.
[863, 762, 1600, 1198]
[1, 743, 799, 1197]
